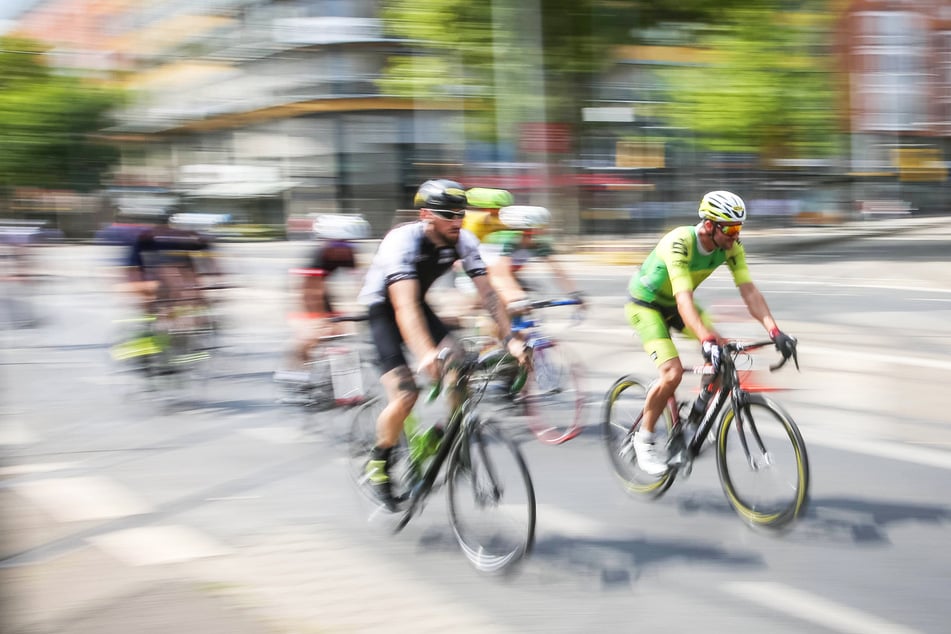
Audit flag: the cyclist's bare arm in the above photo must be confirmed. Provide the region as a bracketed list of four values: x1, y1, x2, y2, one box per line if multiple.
[389, 278, 441, 379]
[487, 255, 527, 305]
[472, 274, 526, 361]
[738, 281, 780, 334]
[675, 289, 717, 342]
[543, 255, 580, 296]
[302, 275, 329, 315]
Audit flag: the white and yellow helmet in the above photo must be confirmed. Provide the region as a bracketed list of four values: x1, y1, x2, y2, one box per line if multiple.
[698, 191, 746, 223]
[498, 205, 551, 230]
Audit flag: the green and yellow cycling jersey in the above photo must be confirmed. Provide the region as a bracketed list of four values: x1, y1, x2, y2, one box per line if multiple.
[628, 225, 752, 308]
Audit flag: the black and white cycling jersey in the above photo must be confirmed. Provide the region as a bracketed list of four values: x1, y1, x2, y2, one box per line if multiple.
[358, 222, 487, 306]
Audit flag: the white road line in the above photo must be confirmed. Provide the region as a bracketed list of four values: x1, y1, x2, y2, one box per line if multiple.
[726, 582, 920, 634]
[0, 462, 77, 477]
[806, 433, 951, 471]
[89, 525, 232, 566]
[535, 504, 612, 536]
[11, 476, 153, 522]
[766, 279, 951, 294]
[0, 419, 38, 446]
[806, 344, 951, 371]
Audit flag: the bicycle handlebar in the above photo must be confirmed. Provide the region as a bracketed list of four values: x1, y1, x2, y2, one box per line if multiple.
[528, 297, 584, 310]
[689, 339, 799, 375]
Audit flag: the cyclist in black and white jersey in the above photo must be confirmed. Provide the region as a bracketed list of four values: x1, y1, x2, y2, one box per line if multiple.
[358, 179, 527, 510]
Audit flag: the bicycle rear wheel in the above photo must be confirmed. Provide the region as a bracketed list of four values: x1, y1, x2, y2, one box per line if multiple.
[601, 376, 677, 498]
[717, 393, 810, 530]
[447, 416, 535, 574]
[519, 340, 586, 445]
[346, 396, 416, 516]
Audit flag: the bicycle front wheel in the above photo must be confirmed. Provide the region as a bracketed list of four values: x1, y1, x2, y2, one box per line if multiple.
[717, 394, 810, 530]
[447, 416, 536, 574]
[520, 341, 586, 445]
[601, 376, 677, 498]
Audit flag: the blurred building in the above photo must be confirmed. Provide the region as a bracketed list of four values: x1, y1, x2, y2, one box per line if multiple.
[15, 0, 464, 236]
[836, 0, 951, 214]
[12, 0, 951, 238]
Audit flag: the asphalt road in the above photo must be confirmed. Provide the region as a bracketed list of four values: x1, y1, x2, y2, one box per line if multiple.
[2, 222, 950, 633]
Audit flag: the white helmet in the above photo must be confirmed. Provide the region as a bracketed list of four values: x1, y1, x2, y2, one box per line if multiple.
[698, 191, 746, 223]
[312, 214, 370, 240]
[498, 205, 551, 230]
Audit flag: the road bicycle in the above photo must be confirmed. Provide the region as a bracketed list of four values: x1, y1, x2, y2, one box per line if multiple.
[601, 339, 809, 530]
[274, 314, 381, 413]
[110, 296, 220, 401]
[348, 347, 536, 574]
[472, 297, 587, 445]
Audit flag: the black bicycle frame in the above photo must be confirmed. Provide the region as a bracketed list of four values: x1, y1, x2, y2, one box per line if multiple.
[396, 365, 478, 530]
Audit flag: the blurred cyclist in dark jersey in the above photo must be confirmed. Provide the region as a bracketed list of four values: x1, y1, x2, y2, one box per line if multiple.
[275, 214, 369, 383]
[122, 203, 219, 313]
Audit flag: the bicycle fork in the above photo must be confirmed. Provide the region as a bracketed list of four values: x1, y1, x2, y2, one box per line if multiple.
[731, 391, 772, 471]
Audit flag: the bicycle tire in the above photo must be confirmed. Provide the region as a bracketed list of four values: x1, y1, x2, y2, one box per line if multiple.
[600, 375, 677, 498]
[716, 393, 810, 530]
[520, 340, 586, 445]
[447, 416, 536, 574]
[346, 396, 416, 513]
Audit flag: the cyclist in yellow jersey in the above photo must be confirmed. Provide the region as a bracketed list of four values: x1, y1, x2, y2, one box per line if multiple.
[625, 191, 797, 475]
[461, 188, 513, 240]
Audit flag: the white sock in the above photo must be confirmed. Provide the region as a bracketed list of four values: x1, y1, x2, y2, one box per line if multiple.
[636, 429, 656, 442]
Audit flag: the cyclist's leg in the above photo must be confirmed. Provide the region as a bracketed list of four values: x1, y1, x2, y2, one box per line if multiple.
[625, 302, 682, 434]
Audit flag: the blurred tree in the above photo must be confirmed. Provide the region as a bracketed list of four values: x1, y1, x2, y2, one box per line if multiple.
[0, 37, 124, 196]
[660, 7, 842, 162]
[379, 0, 747, 146]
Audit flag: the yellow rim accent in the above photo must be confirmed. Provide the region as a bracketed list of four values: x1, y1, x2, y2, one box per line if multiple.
[718, 405, 807, 525]
[609, 380, 672, 493]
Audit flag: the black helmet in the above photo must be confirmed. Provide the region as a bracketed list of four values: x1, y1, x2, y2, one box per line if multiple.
[413, 179, 467, 210]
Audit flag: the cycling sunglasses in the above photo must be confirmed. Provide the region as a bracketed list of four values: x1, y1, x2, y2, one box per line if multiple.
[716, 222, 743, 236]
[428, 208, 467, 220]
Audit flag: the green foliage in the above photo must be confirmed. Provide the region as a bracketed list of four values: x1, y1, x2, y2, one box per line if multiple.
[379, 0, 746, 142]
[0, 36, 124, 193]
[660, 8, 842, 160]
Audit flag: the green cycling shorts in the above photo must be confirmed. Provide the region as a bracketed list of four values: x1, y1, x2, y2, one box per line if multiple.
[624, 300, 713, 367]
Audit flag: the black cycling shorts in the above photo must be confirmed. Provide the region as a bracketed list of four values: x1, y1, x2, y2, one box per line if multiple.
[368, 301, 450, 374]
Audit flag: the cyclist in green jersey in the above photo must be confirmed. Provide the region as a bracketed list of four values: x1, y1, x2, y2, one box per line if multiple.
[481, 205, 583, 308]
[626, 190, 797, 475]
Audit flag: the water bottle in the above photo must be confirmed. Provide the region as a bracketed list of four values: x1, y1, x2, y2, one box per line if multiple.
[406, 411, 441, 465]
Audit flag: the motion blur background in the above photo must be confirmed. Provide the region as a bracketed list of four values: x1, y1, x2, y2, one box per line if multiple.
[1, 0, 948, 240]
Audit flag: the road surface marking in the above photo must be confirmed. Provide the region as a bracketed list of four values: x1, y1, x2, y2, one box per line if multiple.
[0, 462, 77, 477]
[185, 528, 512, 633]
[806, 344, 951, 371]
[11, 476, 153, 522]
[726, 582, 920, 634]
[806, 433, 951, 471]
[0, 419, 38, 446]
[535, 504, 613, 536]
[89, 525, 232, 566]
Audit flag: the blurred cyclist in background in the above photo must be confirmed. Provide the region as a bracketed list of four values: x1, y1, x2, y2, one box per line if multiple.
[481, 205, 584, 314]
[121, 203, 219, 316]
[460, 187, 513, 240]
[274, 214, 370, 384]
